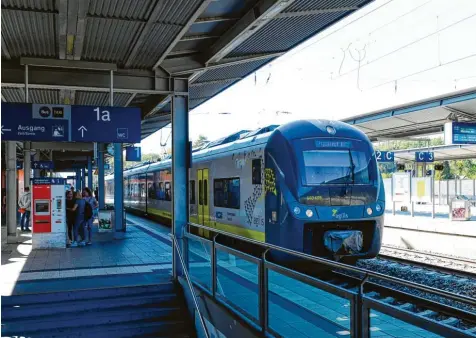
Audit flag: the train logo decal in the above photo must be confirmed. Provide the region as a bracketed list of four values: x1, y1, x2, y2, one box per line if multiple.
[332, 209, 349, 220]
[216, 211, 223, 219]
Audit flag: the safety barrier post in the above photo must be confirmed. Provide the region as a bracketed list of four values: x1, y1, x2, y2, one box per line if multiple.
[259, 249, 269, 334]
[431, 175, 435, 219]
[410, 177, 414, 217]
[211, 234, 218, 297]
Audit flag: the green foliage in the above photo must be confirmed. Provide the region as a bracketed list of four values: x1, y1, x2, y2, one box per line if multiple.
[375, 137, 476, 179]
[193, 134, 209, 148]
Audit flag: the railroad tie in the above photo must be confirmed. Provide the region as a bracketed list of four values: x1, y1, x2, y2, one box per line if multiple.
[418, 310, 436, 318]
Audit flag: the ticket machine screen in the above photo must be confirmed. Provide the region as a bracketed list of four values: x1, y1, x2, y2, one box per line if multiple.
[35, 200, 50, 215]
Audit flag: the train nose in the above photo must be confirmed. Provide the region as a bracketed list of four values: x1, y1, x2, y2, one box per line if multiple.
[323, 230, 363, 255]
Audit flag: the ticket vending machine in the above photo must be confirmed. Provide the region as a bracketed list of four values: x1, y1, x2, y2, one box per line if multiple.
[32, 178, 67, 249]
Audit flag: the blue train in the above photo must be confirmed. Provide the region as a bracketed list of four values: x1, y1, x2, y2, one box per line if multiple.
[106, 120, 384, 261]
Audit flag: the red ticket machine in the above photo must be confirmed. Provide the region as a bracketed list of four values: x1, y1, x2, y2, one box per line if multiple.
[32, 178, 66, 248]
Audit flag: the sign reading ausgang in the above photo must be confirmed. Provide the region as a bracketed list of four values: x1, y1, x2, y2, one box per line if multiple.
[1, 103, 141, 143]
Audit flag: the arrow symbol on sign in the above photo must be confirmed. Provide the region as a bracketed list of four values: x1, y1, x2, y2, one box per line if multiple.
[1, 125, 12, 134]
[78, 126, 87, 138]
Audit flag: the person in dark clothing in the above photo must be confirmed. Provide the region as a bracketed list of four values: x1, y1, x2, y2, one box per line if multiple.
[65, 190, 76, 245]
[70, 191, 86, 247]
[94, 187, 99, 201]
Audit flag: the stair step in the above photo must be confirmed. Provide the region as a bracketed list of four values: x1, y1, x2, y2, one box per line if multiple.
[3, 320, 192, 338]
[2, 306, 182, 335]
[2, 293, 178, 320]
[2, 283, 175, 306]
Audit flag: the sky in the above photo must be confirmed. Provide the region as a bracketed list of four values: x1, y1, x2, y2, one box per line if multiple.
[141, 0, 476, 155]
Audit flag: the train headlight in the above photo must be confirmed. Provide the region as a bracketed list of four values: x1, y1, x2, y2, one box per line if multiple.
[306, 209, 313, 218]
[293, 207, 301, 215]
[375, 204, 382, 212]
[366, 207, 373, 216]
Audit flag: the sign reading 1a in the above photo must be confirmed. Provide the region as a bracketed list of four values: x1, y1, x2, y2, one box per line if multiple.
[95, 107, 111, 121]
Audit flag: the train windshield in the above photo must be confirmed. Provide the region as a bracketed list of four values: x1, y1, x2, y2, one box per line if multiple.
[295, 138, 377, 186]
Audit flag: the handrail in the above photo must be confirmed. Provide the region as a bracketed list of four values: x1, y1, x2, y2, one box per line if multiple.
[169, 234, 210, 338]
[188, 222, 475, 306]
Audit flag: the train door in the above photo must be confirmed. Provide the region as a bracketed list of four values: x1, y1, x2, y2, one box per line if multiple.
[197, 168, 210, 237]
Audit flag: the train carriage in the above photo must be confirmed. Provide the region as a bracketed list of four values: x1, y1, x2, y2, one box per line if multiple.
[105, 120, 385, 261]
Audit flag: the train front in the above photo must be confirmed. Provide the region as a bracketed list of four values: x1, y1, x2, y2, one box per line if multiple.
[264, 120, 384, 261]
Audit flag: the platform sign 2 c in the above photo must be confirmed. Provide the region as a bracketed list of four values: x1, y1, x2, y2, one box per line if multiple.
[415, 152, 434, 162]
[376, 151, 394, 162]
[125, 146, 141, 162]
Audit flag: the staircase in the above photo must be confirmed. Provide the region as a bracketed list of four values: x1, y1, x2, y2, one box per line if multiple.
[1, 282, 196, 337]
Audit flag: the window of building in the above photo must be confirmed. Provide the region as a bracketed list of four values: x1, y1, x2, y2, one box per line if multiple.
[214, 178, 240, 209]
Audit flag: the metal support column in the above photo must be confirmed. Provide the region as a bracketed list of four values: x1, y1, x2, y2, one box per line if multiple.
[110, 70, 125, 239]
[75, 169, 81, 191]
[113, 143, 124, 238]
[87, 156, 93, 188]
[6, 142, 18, 243]
[23, 142, 31, 189]
[33, 152, 40, 178]
[98, 144, 105, 209]
[171, 78, 189, 279]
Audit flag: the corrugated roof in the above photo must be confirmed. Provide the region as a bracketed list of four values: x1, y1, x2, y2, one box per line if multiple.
[284, 0, 367, 12]
[190, 78, 238, 99]
[82, 17, 144, 63]
[228, 12, 347, 56]
[1, 9, 56, 58]
[1, 0, 56, 11]
[75, 91, 132, 106]
[87, 0, 155, 20]
[195, 58, 271, 82]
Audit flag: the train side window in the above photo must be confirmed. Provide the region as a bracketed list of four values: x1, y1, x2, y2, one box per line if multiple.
[165, 182, 171, 201]
[252, 159, 261, 184]
[190, 180, 196, 204]
[203, 179, 208, 206]
[214, 178, 239, 209]
[158, 182, 165, 200]
[140, 183, 146, 198]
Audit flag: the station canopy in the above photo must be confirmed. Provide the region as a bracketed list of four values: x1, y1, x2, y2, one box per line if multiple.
[342, 87, 476, 141]
[2, 0, 374, 143]
[393, 144, 476, 162]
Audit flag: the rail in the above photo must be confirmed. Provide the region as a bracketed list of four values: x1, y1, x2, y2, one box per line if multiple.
[185, 222, 476, 338]
[169, 234, 209, 338]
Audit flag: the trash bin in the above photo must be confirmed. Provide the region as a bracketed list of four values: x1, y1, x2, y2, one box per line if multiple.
[450, 199, 471, 221]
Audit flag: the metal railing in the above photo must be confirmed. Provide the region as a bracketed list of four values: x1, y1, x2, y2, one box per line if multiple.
[185, 222, 476, 338]
[169, 234, 209, 338]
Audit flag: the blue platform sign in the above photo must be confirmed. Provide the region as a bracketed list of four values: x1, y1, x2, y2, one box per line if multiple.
[33, 177, 66, 185]
[376, 151, 394, 162]
[16, 161, 23, 169]
[32, 161, 54, 170]
[1, 103, 141, 143]
[415, 152, 434, 162]
[125, 147, 142, 162]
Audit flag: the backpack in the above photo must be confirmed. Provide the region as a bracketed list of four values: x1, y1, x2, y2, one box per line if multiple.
[84, 202, 93, 221]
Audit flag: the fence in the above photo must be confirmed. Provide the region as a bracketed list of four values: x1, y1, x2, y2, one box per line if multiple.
[383, 176, 476, 218]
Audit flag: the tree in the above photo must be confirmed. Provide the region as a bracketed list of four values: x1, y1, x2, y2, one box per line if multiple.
[441, 161, 454, 180]
[193, 134, 209, 148]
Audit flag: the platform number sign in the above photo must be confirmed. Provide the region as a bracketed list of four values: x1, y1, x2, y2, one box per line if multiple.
[415, 152, 434, 162]
[125, 146, 141, 162]
[376, 151, 394, 162]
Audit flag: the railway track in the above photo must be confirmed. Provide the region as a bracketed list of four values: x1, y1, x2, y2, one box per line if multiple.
[379, 245, 476, 279]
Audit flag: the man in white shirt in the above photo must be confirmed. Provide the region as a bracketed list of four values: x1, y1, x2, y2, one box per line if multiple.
[18, 187, 31, 232]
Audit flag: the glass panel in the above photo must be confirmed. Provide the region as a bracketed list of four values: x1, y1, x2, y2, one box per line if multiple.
[370, 310, 444, 338]
[268, 270, 351, 338]
[216, 248, 259, 321]
[187, 236, 212, 291]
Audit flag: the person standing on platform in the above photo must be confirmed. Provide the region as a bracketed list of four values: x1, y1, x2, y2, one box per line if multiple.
[18, 187, 31, 232]
[65, 190, 77, 246]
[70, 191, 86, 247]
[82, 187, 98, 245]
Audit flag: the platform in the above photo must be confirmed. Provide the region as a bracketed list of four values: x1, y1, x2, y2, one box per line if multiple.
[0, 216, 173, 296]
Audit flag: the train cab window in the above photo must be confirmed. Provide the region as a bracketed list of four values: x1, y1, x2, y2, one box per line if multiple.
[214, 178, 240, 209]
[252, 159, 261, 184]
[190, 180, 196, 204]
[203, 179, 208, 206]
[165, 182, 171, 201]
